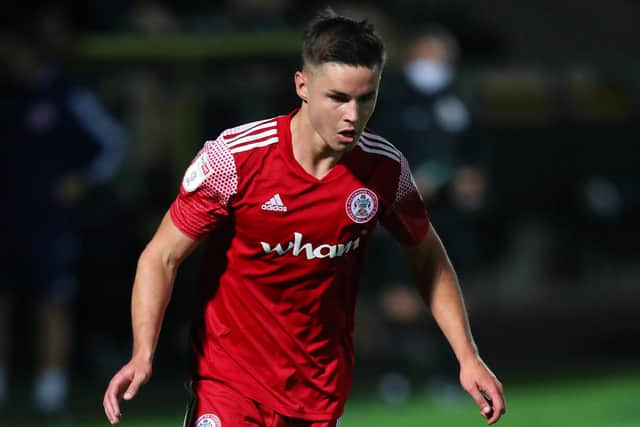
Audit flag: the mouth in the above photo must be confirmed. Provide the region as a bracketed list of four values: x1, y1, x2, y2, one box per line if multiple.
[337, 129, 358, 143]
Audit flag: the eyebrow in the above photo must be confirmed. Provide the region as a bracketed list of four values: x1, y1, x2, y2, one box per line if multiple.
[327, 90, 376, 100]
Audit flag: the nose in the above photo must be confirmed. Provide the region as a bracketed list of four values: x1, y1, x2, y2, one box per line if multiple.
[343, 99, 358, 124]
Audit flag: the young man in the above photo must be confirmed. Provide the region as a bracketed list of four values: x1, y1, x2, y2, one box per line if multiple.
[103, 10, 506, 427]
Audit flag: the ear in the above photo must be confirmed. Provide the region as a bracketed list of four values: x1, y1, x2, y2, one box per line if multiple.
[294, 70, 309, 103]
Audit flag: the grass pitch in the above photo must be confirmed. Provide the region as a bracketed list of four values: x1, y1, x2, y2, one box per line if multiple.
[5, 368, 639, 427]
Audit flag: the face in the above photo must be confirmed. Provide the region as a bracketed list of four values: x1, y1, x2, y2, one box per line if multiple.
[295, 62, 381, 153]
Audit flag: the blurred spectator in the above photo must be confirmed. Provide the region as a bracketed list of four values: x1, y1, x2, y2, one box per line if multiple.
[373, 26, 489, 275]
[128, 1, 180, 33]
[366, 26, 489, 401]
[225, 0, 291, 30]
[0, 6, 125, 414]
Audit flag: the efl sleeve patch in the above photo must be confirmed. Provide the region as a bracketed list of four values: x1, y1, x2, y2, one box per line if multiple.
[170, 137, 238, 240]
[183, 151, 213, 192]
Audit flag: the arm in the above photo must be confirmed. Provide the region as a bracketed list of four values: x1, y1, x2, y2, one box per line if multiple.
[402, 223, 506, 425]
[103, 211, 199, 425]
[56, 89, 125, 206]
[67, 88, 126, 184]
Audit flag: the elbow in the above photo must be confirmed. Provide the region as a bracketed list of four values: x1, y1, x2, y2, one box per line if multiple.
[160, 252, 180, 274]
[138, 243, 181, 274]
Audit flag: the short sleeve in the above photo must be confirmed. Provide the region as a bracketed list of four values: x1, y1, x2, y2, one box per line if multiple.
[379, 153, 430, 246]
[169, 136, 238, 240]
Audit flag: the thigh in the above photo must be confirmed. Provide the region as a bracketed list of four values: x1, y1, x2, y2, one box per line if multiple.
[184, 379, 266, 427]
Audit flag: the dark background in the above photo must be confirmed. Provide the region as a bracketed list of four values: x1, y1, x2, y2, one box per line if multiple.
[1, 0, 639, 421]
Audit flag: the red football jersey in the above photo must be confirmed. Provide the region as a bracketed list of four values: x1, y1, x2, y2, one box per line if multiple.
[169, 110, 429, 420]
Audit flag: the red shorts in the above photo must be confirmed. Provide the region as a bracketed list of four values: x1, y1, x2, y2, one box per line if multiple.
[183, 379, 339, 427]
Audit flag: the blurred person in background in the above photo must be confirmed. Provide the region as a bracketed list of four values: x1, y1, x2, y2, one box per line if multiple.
[0, 6, 125, 414]
[374, 25, 488, 273]
[103, 9, 505, 427]
[368, 26, 489, 400]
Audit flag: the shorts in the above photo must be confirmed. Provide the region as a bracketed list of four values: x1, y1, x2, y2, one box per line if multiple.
[183, 379, 339, 427]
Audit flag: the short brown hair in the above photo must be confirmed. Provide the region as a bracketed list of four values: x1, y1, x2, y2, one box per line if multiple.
[301, 8, 386, 70]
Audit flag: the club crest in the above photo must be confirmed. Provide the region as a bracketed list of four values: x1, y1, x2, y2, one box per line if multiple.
[195, 413, 221, 427]
[346, 188, 378, 224]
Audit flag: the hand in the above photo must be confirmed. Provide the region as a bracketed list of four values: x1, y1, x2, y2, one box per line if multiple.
[459, 356, 506, 425]
[103, 358, 152, 424]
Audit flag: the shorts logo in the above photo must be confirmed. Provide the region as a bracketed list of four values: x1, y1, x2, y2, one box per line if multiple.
[195, 413, 221, 427]
[346, 188, 378, 224]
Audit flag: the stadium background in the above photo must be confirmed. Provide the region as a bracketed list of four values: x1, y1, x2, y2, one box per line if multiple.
[2, 1, 639, 426]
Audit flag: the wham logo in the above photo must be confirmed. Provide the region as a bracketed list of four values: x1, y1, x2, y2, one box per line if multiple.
[260, 232, 360, 260]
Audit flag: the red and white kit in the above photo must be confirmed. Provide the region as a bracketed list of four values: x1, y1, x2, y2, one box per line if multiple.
[170, 110, 429, 422]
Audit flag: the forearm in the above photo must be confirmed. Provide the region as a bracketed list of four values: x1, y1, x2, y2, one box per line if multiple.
[431, 264, 506, 424]
[407, 226, 479, 364]
[428, 266, 479, 364]
[130, 245, 178, 362]
[103, 212, 199, 425]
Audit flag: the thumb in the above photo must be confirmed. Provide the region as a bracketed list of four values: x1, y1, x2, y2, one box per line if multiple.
[467, 386, 492, 418]
[123, 373, 143, 400]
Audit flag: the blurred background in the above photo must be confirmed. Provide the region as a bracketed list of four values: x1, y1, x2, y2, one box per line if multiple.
[1, 1, 639, 426]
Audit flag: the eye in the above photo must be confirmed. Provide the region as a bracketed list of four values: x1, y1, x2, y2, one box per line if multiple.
[329, 94, 349, 103]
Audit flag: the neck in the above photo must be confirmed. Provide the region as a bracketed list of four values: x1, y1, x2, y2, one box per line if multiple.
[290, 104, 344, 179]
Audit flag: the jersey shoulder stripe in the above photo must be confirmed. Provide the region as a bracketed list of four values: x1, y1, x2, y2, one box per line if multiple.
[222, 117, 277, 139]
[359, 136, 401, 160]
[223, 120, 278, 145]
[220, 116, 281, 154]
[357, 142, 401, 162]
[229, 136, 279, 154]
[358, 134, 401, 163]
[361, 131, 401, 154]
[227, 128, 278, 148]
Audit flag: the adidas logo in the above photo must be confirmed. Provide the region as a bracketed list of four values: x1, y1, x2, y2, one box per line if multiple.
[261, 193, 288, 212]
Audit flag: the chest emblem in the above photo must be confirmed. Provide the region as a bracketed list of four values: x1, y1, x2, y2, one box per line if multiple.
[346, 188, 378, 224]
[195, 414, 221, 427]
[261, 193, 288, 212]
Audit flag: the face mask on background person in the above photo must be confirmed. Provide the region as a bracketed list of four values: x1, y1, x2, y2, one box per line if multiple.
[404, 59, 452, 95]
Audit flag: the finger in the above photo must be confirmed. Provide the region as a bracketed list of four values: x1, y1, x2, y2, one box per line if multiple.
[484, 386, 506, 425]
[104, 388, 120, 424]
[482, 406, 494, 422]
[124, 371, 146, 400]
[106, 373, 131, 423]
[103, 394, 113, 423]
[105, 384, 123, 424]
[466, 387, 492, 418]
[112, 379, 131, 420]
[104, 380, 119, 423]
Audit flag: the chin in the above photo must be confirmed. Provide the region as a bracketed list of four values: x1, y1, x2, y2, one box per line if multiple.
[332, 142, 356, 153]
